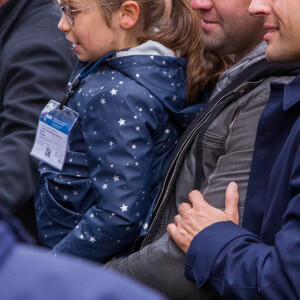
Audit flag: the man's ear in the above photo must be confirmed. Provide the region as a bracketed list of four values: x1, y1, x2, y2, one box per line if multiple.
[119, 1, 140, 29]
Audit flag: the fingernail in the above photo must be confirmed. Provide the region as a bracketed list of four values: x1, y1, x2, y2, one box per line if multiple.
[230, 182, 238, 190]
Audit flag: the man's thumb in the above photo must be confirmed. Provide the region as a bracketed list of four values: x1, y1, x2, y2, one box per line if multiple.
[225, 182, 239, 224]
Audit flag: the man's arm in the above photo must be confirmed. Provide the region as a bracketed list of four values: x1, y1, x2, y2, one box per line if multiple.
[168, 167, 300, 299]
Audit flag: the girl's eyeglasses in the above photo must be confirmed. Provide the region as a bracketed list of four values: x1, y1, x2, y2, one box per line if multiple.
[57, 0, 108, 26]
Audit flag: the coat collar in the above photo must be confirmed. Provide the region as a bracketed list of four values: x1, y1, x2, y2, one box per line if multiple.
[0, 0, 29, 48]
[283, 72, 300, 111]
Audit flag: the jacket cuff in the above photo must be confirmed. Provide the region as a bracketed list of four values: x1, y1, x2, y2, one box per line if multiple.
[185, 221, 247, 288]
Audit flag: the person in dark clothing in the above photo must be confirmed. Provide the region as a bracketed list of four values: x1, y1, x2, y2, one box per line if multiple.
[0, 0, 74, 235]
[168, 0, 300, 298]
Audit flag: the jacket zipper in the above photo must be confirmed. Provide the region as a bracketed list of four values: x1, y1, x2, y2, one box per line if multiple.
[142, 89, 237, 247]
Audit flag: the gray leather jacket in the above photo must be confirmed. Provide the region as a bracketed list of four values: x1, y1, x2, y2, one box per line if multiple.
[106, 43, 299, 299]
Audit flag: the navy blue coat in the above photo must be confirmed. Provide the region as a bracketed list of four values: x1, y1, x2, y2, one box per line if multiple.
[0, 0, 74, 233]
[186, 73, 300, 299]
[0, 206, 165, 300]
[35, 44, 204, 262]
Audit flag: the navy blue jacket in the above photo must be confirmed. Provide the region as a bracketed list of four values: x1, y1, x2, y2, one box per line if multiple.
[0, 0, 74, 233]
[0, 207, 165, 300]
[35, 43, 204, 262]
[186, 73, 300, 299]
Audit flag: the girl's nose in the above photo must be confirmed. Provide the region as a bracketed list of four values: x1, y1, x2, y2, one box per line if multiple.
[58, 13, 71, 33]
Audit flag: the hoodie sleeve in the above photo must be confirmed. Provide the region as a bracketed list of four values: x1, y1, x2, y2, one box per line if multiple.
[52, 85, 167, 261]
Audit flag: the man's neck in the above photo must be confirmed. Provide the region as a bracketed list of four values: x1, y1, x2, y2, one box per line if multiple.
[233, 40, 264, 63]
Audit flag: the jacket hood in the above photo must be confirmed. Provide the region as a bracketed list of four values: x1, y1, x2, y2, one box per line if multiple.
[105, 41, 203, 127]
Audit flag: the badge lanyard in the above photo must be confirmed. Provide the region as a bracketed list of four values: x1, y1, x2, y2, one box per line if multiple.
[59, 51, 116, 109]
[31, 51, 117, 170]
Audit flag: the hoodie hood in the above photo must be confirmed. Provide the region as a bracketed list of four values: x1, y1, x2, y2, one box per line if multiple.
[105, 41, 204, 128]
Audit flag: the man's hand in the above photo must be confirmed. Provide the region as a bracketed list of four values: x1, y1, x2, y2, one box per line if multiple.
[167, 182, 240, 253]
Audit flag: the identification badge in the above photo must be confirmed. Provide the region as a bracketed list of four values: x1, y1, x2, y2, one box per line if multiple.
[31, 100, 79, 171]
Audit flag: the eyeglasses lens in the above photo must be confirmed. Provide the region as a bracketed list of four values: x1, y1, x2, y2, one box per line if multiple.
[59, 5, 74, 25]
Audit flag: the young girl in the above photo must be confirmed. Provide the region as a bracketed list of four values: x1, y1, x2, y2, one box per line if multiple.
[34, 0, 228, 262]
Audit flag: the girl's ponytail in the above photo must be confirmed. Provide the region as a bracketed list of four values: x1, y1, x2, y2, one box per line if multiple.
[151, 0, 231, 103]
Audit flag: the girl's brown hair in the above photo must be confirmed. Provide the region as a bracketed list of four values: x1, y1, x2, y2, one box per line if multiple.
[150, 0, 231, 103]
[97, 0, 231, 103]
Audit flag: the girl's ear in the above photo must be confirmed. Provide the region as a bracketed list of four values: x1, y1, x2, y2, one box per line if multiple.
[119, 1, 140, 29]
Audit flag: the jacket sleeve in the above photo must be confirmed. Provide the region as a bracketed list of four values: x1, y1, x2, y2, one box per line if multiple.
[53, 87, 164, 262]
[185, 143, 300, 299]
[0, 20, 73, 212]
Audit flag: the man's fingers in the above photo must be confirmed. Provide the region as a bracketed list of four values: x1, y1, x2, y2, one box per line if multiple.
[167, 223, 177, 239]
[178, 203, 192, 215]
[224, 182, 239, 224]
[189, 190, 207, 209]
[174, 214, 182, 226]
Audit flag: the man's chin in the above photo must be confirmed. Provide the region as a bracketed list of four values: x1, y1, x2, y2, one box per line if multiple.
[265, 48, 299, 63]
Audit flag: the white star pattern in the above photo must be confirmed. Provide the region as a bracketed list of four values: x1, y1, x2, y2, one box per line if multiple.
[36, 51, 191, 257]
[118, 118, 125, 126]
[110, 88, 117, 95]
[120, 204, 128, 212]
